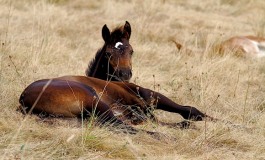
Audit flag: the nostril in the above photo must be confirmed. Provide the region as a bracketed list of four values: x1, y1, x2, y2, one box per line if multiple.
[118, 71, 124, 77]
[122, 71, 128, 76]
[117, 70, 132, 80]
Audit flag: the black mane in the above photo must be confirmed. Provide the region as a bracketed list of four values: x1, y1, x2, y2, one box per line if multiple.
[85, 46, 106, 77]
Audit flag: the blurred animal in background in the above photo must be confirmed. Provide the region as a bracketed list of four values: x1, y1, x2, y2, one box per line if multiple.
[219, 36, 265, 57]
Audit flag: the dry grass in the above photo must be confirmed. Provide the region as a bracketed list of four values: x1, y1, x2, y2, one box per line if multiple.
[1, 0, 265, 159]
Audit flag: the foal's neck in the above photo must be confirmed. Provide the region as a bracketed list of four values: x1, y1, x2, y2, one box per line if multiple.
[86, 46, 115, 81]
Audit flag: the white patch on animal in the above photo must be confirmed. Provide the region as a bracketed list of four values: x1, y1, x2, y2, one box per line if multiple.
[249, 40, 265, 57]
[115, 42, 123, 49]
[247, 40, 259, 54]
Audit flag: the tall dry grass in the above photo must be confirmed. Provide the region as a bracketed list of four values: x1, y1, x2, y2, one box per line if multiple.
[1, 0, 265, 159]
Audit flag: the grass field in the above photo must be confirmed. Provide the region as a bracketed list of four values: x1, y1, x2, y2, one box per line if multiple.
[1, 0, 265, 159]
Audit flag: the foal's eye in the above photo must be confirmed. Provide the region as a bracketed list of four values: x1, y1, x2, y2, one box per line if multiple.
[106, 52, 112, 57]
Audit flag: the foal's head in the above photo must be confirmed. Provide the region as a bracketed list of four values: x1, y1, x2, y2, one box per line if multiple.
[87, 21, 134, 82]
[103, 21, 133, 81]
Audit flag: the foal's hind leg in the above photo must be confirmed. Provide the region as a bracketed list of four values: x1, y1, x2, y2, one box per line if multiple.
[85, 100, 138, 134]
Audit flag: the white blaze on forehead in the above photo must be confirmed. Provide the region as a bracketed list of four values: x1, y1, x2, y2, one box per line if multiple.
[115, 42, 123, 49]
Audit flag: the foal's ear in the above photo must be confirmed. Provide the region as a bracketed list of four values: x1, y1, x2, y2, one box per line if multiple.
[102, 24, 110, 43]
[123, 21, 131, 40]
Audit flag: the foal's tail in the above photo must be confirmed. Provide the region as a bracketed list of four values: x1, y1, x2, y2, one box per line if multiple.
[17, 89, 30, 115]
[16, 105, 27, 115]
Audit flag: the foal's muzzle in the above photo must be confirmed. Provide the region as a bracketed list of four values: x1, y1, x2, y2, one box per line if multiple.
[117, 68, 132, 81]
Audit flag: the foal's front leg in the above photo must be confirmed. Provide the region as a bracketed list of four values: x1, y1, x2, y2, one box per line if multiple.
[137, 87, 208, 121]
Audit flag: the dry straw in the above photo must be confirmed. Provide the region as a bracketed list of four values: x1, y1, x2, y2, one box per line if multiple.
[1, 0, 265, 159]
